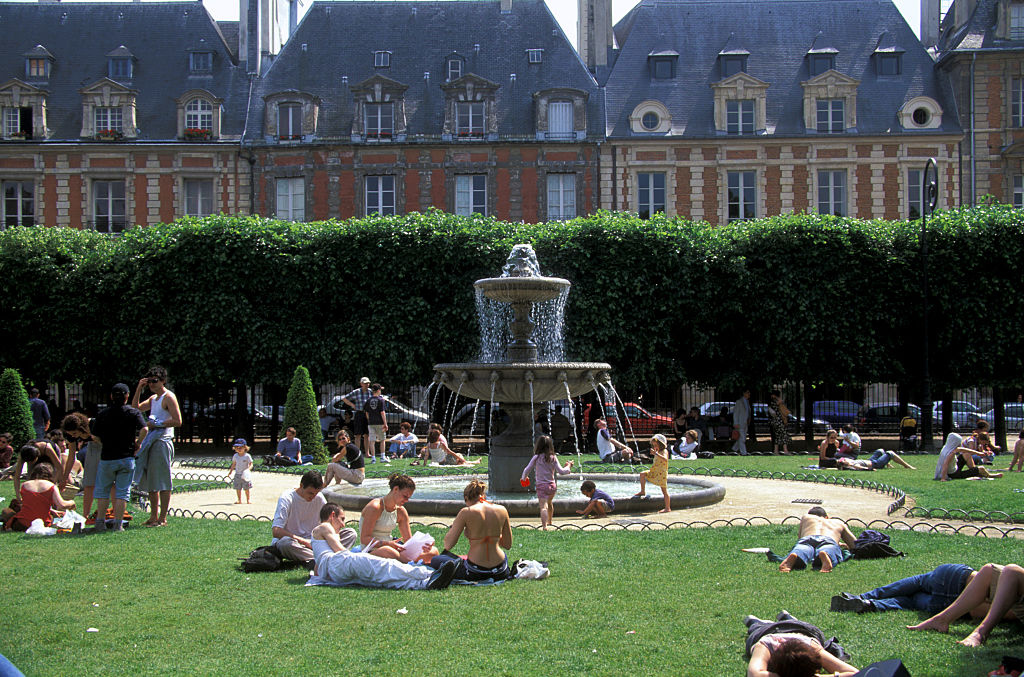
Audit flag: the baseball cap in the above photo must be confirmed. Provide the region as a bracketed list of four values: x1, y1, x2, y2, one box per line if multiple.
[232, 438, 248, 447]
[360, 377, 370, 384]
[111, 383, 130, 396]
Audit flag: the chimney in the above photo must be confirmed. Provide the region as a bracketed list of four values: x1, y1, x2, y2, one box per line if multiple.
[920, 0, 940, 48]
[578, 0, 612, 70]
[500, 0, 511, 14]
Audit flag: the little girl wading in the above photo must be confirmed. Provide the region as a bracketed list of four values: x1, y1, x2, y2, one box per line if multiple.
[633, 434, 672, 513]
[226, 438, 254, 504]
[520, 435, 573, 530]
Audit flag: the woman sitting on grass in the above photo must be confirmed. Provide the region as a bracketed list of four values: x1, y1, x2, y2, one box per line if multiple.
[632, 434, 671, 513]
[745, 611, 858, 677]
[2, 463, 76, 531]
[818, 430, 840, 468]
[428, 479, 513, 582]
[935, 432, 1002, 481]
[358, 473, 438, 564]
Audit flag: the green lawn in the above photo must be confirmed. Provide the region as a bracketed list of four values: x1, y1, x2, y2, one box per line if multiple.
[3, 455, 1022, 676]
[1, 518, 1021, 676]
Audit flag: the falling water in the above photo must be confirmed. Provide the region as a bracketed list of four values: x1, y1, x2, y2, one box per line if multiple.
[466, 399, 481, 457]
[476, 289, 511, 363]
[488, 381, 496, 458]
[532, 287, 568, 361]
[564, 381, 583, 480]
[431, 382, 445, 423]
[607, 382, 641, 455]
[528, 380, 536, 449]
[445, 382, 464, 436]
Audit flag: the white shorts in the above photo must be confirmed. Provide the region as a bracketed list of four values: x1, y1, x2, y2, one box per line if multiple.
[369, 425, 386, 442]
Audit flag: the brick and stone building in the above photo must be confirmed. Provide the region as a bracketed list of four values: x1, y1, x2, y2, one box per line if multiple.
[246, 0, 603, 222]
[589, 0, 963, 225]
[0, 2, 251, 230]
[928, 0, 1024, 207]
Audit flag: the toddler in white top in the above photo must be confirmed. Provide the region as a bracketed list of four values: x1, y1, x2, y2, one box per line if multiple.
[227, 438, 254, 504]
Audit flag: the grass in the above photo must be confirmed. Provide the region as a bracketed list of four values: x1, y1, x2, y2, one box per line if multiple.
[3, 454, 1021, 676]
[0, 517, 1021, 676]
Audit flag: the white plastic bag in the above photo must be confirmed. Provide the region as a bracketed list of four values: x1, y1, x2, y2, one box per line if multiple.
[52, 509, 87, 529]
[514, 559, 550, 580]
[25, 518, 57, 537]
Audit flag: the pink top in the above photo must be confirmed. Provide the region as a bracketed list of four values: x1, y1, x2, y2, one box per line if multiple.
[521, 454, 572, 485]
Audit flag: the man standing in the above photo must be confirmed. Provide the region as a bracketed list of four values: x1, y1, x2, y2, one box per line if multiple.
[364, 383, 389, 463]
[732, 389, 751, 455]
[272, 469, 334, 566]
[91, 383, 148, 532]
[341, 377, 373, 461]
[132, 366, 182, 527]
[778, 507, 858, 573]
[28, 388, 50, 440]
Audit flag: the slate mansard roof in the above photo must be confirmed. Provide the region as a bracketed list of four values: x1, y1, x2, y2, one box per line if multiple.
[937, 0, 1022, 52]
[0, 1, 248, 141]
[250, 0, 602, 142]
[604, 0, 960, 139]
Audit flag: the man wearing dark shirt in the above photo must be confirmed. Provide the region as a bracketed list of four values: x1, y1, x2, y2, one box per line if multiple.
[28, 388, 50, 440]
[91, 383, 147, 532]
[363, 383, 389, 463]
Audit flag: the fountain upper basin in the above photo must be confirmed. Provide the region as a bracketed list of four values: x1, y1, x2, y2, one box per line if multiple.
[433, 361, 612, 402]
[475, 276, 569, 304]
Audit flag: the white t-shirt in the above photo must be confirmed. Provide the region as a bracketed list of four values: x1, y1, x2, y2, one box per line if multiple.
[675, 441, 698, 458]
[271, 489, 327, 542]
[842, 431, 861, 450]
[596, 428, 615, 460]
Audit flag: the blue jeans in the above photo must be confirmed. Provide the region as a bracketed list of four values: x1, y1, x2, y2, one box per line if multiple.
[786, 535, 843, 569]
[858, 563, 973, 612]
[388, 442, 416, 459]
[869, 450, 892, 469]
[96, 457, 135, 501]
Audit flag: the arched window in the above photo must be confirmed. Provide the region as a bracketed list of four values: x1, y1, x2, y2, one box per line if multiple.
[185, 98, 213, 131]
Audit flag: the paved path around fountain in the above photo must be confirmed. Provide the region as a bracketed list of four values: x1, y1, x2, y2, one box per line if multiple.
[170, 470, 901, 528]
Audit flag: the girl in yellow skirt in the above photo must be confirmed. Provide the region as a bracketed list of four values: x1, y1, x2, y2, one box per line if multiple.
[632, 434, 671, 513]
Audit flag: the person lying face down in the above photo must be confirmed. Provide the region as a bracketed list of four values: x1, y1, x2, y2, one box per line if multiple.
[778, 507, 858, 573]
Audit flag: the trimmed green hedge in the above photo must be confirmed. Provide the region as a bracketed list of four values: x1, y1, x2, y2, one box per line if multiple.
[0, 206, 1021, 391]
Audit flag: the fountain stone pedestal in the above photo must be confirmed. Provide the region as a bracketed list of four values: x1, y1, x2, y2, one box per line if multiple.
[433, 245, 611, 493]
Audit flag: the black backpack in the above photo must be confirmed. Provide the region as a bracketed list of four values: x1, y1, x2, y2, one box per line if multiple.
[240, 545, 283, 572]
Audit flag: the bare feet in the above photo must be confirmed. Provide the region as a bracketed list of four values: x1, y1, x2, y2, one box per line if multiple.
[907, 618, 949, 633]
[959, 630, 987, 647]
[658, 508, 671, 513]
[234, 501, 242, 504]
[818, 551, 833, 573]
[631, 492, 645, 498]
[778, 554, 799, 573]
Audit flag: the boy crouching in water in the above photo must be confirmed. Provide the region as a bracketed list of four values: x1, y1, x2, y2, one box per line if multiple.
[576, 480, 615, 518]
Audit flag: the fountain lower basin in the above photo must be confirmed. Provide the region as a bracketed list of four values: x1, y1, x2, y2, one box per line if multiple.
[323, 473, 726, 517]
[433, 362, 612, 402]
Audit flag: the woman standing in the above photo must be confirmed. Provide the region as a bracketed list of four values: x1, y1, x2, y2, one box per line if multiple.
[768, 390, 791, 455]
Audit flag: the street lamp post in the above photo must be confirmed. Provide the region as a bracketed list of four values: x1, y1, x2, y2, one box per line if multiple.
[920, 158, 939, 450]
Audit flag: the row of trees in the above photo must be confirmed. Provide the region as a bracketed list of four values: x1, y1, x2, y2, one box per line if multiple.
[0, 206, 1021, 397]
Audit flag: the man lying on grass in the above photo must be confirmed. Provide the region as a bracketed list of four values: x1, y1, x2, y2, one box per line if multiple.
[310, 503, 457, 590]
[778, 507, 857, 573]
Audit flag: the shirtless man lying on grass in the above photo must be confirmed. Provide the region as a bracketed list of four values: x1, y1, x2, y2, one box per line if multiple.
[779, 507, 858, 573]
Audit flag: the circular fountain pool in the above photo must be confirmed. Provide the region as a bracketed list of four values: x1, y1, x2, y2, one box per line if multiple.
[323, 473, 725, 517]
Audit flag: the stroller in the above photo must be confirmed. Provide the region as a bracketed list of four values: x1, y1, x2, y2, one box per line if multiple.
[899, 415, 919, 452]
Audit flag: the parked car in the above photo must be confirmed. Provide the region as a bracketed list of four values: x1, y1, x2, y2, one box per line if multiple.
[698, 401, 827, 436]
[325, 395, 430, 434]
[582, 402, 673, 436]
[857, 402, 922, 433]
[982, 404, 1024, 432]
[812, 400, 861, 426]
[199, 403, 273, 436]
[931, 400, 983, 429]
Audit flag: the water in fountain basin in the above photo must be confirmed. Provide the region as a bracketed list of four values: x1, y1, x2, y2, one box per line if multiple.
[337, 476, 704, 502]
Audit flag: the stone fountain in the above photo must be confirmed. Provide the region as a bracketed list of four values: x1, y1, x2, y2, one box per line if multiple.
[432, 244, 612, 493]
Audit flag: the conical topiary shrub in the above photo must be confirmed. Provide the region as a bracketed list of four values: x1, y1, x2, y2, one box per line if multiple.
[0, 368, 36, 450]
[283, 365, 327, 464]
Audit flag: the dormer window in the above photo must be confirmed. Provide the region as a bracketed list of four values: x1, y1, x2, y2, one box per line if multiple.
[441, 74, 499, 140]
[648, 51, 678, 80]
[365, 102, 394, 138]
[1012, 3, 1024, 39]
[534, 88, 588, 141]
[801, 69, 859, 133]
[447, 58, 462, 81]
[27, 58, 48, 79]
[527, 49, 543, 63]
[877, 53, 901, 75]
[23, 45, 54, 80]
[176, 90, 223, 140]
[108, 57, 132, 80]
[278, 103, 302, 139]
[809, 54, 834, 76]
[189, 52, 213, 73]
[457, 102, 484, 136]
[374, 51, 391, 68]
[721, 55, 747, 77]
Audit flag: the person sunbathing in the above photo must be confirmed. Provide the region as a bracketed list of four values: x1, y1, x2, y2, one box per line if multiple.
[778, 507, 857, 573]
[744, 610, 858, 677]
[908, 562, 1024, 647]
